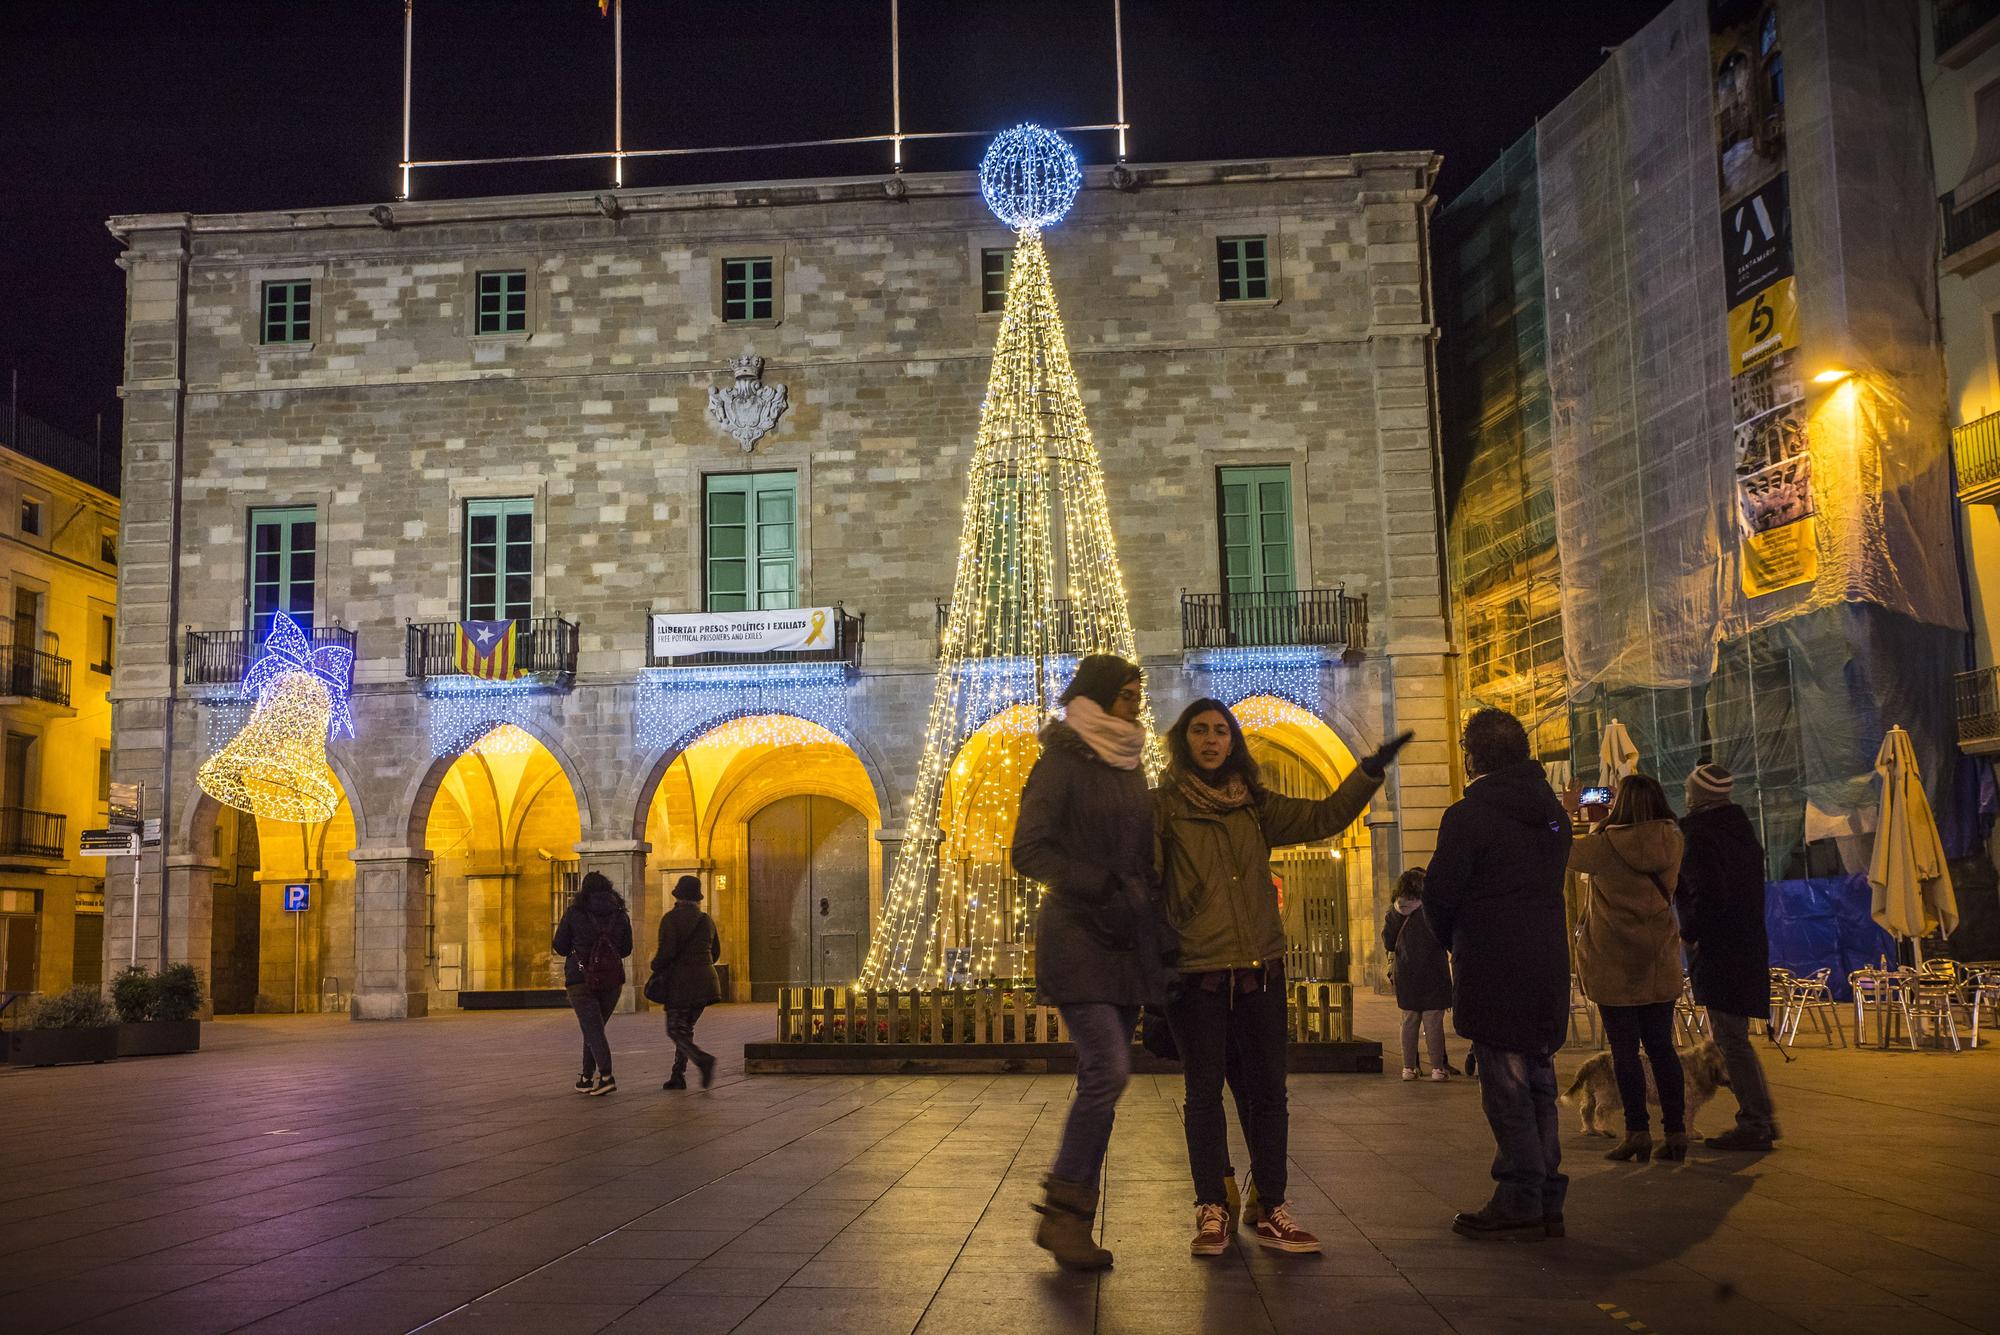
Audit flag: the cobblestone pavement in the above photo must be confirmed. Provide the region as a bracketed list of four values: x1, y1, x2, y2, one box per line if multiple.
[3, 995, 1996, 1335]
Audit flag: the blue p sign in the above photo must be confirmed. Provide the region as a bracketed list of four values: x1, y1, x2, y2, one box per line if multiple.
[283, 883, 311, 913]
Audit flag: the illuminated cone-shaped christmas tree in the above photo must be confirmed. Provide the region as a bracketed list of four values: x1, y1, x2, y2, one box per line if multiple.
[860, 127, 1158, 989]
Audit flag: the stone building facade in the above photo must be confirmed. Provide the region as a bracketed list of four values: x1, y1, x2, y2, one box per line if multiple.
[108, 150, 1455, 1018]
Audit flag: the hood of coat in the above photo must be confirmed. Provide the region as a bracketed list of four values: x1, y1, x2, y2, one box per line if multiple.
[1600, 818, 1682, 873]
[1682, 800, 1759, 853]
[1466, 759, 1572, 835]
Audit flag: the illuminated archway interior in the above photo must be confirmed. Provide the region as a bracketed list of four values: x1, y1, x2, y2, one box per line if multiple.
[205, 777, 358, 1014]
[933, 703, 1043, 983]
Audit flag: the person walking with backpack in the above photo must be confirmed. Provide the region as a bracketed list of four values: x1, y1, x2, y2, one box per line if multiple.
[649, 874, 722, 1090]
[553, 871, 633, 1096]
[1382, 867, 1454, 1082]
[1676, 762, 1780, 1151]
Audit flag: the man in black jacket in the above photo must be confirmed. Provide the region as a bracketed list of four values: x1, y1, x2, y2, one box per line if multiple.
[1677, 763, 1779, 1151]
[1423, 709, 1573, 1240]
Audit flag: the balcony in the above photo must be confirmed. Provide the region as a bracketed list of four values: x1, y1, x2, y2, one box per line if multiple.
[1180, 588, 1369, 654]
[0, 645, 71, 708]
[646, 607, 864, 669]
[1955, 408, 2000, 503]
[934, 598, 1082, 659]
[1937, 0, 2000, 67]
[404, 617, 578, 684]
[1956, 665, 2000, 756]
[1941, 187, 2000, 275]
[182, 625, 357, 687]
[0, 808, 66, 859]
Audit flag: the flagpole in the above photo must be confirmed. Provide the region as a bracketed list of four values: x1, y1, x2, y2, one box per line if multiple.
[890, 0, 903, 172]
[400, 0, 414, 200]
[613, 0, 624, 188]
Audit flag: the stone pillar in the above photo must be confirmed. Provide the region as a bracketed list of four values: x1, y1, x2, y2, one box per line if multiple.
[163, 852, 219, 1018]
[347, 846, 430, 1020]
[575, 840, 652, 1012]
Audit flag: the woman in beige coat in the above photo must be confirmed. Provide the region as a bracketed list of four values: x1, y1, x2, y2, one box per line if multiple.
[1570, 774, 1687, 1162]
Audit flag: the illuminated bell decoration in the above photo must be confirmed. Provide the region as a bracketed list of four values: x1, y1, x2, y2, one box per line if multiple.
[196, 612, 353, 825]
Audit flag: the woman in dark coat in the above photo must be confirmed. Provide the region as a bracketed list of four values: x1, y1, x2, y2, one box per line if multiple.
[1011, 654, 1167, 1272]
[552, 871, 633, 1096]
[650, 875, 722, 1090]
[1382, 867, 1454, 1080]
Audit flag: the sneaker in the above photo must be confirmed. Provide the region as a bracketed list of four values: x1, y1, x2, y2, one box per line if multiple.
[1249, 1203, 1321, 1254]
[1190, 1203, 1230, 1257]
[1429, 1068, 1449, 1082]
[573, 1075, 594, 1094]
[588, 1075, 617, 1097]
[1401, 1067, 1419, 1081]
[662, 1073, 687, 1090]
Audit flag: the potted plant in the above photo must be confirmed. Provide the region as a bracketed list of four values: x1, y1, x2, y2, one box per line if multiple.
[4, 986, 119, 1066]
[114, 963, 205, 1057]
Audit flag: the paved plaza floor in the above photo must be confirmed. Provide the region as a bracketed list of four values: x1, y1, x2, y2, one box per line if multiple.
[3, 995, 1997, 1335]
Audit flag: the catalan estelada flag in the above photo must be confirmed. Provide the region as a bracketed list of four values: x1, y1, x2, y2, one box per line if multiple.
[454, 620, 523, 680]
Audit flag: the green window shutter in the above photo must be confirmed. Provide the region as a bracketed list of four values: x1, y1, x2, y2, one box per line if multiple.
[1217, 236, 1271, 302]
[464, 497, 535, 620]
[476, 270, 528, 335]
[722, 257, 776, 322]
[248, 506, 317, 640]
[706, 472, 797, 610]
[261, 281, 312, 345]
[980, 248, 1014, 313]
[1216, 466, 1294, 593]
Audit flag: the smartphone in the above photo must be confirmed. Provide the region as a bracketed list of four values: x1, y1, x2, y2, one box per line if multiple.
[1581, 786, 1613, 807]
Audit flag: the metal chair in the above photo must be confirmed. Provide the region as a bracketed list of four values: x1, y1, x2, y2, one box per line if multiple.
[1674, 976, 1708, 1045]
[1767, 967, 1796, 1041]
[1851, 967, 1922, 1050]
[1965, 963, 2000, 1048]
[1567, 978, 1602, 1050]
[1781, 968, 1845, 1047]
[1906, 975, 1968, 1052]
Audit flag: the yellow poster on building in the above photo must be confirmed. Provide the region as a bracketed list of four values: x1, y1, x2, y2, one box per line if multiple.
[1727, 275, 1799, 373]
[1742, 518, 1819, 598]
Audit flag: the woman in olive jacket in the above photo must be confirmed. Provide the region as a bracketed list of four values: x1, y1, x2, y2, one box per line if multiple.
[1155, 698, 1408, 1258]
[1570, 773, 1688, 1162]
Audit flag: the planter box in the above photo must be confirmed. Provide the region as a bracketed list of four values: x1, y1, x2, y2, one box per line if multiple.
[116, 1020, 202, 1057]
[5, 1026, 118, 1066]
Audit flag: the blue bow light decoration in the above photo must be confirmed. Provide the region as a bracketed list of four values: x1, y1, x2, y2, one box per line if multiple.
[246, 611, 355, 738]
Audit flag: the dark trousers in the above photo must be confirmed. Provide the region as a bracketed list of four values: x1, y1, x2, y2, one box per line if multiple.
[1051, 1004, 1139, 1190]
[1471, 1042, 1567, 1220]
[1599, 1001, 1685, 1133]
[1707, 1008, 1777, 1136]
[1167, 979, 1289, 1208]
[666, 1003, 711, 1075]
[567, 983, 621, 1078]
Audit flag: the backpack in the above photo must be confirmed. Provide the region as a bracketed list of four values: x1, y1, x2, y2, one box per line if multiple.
[582, 913, 625, 992]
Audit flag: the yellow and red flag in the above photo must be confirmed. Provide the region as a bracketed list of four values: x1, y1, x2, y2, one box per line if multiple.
[454, 620, 523, 680]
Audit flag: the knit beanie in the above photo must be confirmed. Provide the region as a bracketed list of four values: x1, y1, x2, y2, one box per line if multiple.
[1686, 762, 1734, 808]
[1059, 654, 1141, 712]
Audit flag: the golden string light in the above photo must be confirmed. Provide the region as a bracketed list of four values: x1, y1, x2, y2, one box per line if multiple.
[196, 612, 351, 825]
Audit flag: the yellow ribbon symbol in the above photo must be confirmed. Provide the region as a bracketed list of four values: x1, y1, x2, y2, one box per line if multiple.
[805, 610, 829, 646]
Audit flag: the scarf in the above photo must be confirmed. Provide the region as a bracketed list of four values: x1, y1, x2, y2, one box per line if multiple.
[1062, 696, 1145, 771]
[1173, 765, 1255, 815]
[1394, 895, 1422, 915]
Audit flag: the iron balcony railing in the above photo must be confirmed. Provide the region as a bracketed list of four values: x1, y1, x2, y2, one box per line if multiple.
[1942, 187, 2000, 263]
[1180, 587, 1369, 653]
[0, 808, 66, 859]
[1954, 407, 2000, 502]
[0, 645, 71, 707]
[1956, 666, 2000, 752]
[646, 606, 864, 669]
[934, 598, 1081, 659]
[182, 625, 356, 687]
[404, 617, 579, 682]
[1937, 0, 2000, 65]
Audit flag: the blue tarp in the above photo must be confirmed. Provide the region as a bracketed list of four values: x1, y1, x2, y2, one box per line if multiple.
[1765, 874, 1895, 1001]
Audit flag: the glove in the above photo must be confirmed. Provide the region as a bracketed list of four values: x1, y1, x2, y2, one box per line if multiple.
[1361, 730, 1415, 778]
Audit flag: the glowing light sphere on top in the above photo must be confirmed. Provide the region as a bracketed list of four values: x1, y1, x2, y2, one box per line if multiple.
[980, 124, 1082, 232]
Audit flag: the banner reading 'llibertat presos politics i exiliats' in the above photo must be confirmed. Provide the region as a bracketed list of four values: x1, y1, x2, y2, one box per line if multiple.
[649, 608, 838, 659]
[1711, 0, 1817, 599]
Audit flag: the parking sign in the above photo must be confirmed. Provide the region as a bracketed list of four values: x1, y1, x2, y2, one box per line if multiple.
[284, 883, 311, 913]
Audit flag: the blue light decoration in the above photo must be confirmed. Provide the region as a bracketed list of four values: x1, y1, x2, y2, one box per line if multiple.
[952, 655, 1080, 740]
[193, 612, 355, 824]
[426, 677, 545, 757]
[979, 123, 1082, 232]
[1191, 647, 1326, 721]
[635, 663, 851, 755]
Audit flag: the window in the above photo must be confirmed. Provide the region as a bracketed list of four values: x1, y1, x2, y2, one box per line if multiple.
[475, 270, 529, 336]
[19, 498, 41, 536]
[722, 257, 775, 322]
[1217, 236, 1271, 302]
[464, 498, 534, 621]
[704, 472, 796, 611]
[261, 280, 312, 345]
[99, 531, 117, 565]
[980, 248, 1014, 314]
[1217, 466, 1295, 594]
[248, 506, 316, 641]
[98, 750, 112, 820]
[90, 612, 114, 675]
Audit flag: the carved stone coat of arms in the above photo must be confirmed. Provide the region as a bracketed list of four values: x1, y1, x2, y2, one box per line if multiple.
[707, 353, 789, 452]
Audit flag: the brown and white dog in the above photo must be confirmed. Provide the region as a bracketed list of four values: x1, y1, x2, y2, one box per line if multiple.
[1560, 1040, 1731, 1137]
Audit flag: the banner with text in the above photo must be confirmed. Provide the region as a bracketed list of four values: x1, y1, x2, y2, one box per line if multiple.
[650, 608, 837, 659]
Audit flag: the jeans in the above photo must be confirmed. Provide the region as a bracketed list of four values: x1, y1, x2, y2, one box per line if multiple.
[1400, 1008, 1447, 1071]
[1707, 1009, 1777, 1136]
[1471, 1042, 1567, 1220]
[666, 1003, 712, 1076]
[567, 983, 621, 1078]
[1167, 977, 1289, 1208]
[1051, 1004, 1139, 1190]
[1599, 1001, 1685, 1134]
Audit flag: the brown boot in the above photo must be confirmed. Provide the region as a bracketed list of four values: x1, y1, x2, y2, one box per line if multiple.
[1658, 1132, 1690, 1162]
[1033, 1177, 1112, 1271]
[1604, 1130, 1653, 1162]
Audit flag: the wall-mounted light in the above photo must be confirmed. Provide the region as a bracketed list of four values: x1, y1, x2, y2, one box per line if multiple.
[1813, 368, 1853, 385]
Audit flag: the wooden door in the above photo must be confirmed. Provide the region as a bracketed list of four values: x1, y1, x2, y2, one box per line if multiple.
[747, 794, 870, 1000]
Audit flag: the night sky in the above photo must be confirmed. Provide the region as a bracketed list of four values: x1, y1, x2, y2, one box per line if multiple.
[1, 0, 1665, 456]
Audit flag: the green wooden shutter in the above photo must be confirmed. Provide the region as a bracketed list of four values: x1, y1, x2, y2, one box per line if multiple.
[465, 498, 534, 620]
[248, 506, 317, 640]
[1217, 466, 1294, 593]
[706, 472, 797, 611]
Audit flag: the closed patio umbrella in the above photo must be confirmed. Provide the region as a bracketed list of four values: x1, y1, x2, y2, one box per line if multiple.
[1868, 725, 1958, 964]
[1599, 718, 1641, 787]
